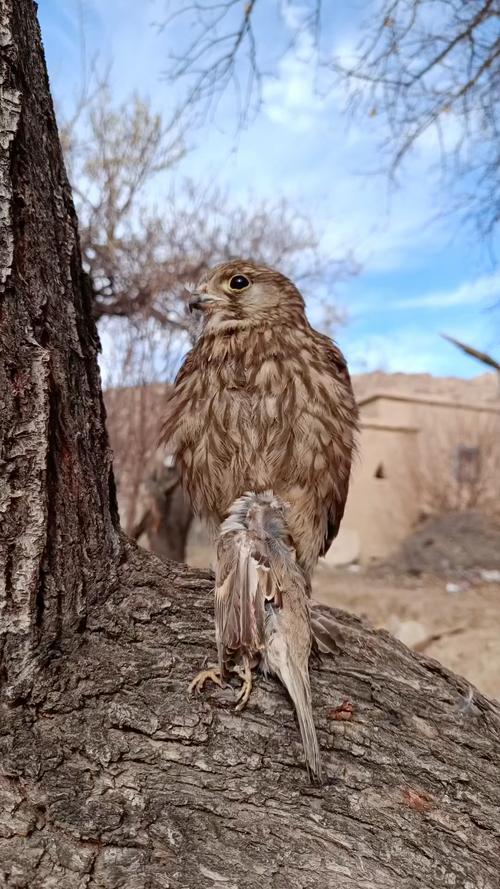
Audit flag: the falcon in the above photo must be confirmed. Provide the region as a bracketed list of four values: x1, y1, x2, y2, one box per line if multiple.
[161, 259, 357, 578]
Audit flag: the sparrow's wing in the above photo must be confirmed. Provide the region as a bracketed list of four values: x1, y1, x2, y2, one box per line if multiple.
[214, 532, 269, 671]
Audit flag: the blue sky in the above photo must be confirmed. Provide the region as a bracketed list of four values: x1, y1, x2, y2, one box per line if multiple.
[38, 0, 500, 377]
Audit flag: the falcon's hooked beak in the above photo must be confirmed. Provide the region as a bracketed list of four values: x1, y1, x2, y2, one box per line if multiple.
[185, 280, 223, 313]
[188, 292, 211, 313]
[189, 289, 224, 313]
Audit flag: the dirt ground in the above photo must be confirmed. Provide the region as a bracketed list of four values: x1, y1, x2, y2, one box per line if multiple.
[187, 542, 500, 703]
[314, 566, 500, 701]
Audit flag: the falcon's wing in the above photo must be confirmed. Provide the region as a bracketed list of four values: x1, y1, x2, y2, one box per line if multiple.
[310, 601, 346, 654]
[318, 338, 358, 557]
[214, 532, 270, 672]
[158, 348, 198, 450]
[320, 474, 350, 557]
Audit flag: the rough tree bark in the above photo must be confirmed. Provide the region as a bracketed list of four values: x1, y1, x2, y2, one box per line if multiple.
[0, 3, 499, 888]
[0, 0, 120, 698]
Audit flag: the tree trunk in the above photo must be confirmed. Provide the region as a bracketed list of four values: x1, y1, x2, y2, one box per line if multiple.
[0, 0, 120, 700]
[0, 3, 499, 888]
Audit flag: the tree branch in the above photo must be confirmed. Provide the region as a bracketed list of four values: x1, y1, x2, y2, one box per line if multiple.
[1, 542, 499, 887]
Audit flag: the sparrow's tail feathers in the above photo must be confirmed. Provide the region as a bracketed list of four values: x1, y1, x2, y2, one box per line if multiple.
[271, 642, 322, 782]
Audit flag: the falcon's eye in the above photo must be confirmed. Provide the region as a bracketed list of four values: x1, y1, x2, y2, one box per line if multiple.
[229, 274, 250, 291]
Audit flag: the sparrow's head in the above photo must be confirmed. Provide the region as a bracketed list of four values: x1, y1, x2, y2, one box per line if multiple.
[187, 259, 306, 331]
[221, 491, 293, 547]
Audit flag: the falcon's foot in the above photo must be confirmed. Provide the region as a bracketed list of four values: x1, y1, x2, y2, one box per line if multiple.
[189, 666, 225, 696]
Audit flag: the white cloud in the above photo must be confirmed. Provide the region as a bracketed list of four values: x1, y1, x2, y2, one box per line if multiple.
[344, 329, 446, 375]
[40, 0, 497, 387]
[43, 0, 459, 279]
[343, 308, 498, 378]
[391, 273, 500, 310]
[262, 4, 332, 132]
[317, 161, 449, 274]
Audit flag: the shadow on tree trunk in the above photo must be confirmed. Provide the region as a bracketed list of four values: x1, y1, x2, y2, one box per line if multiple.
[131, 461, 194, 564]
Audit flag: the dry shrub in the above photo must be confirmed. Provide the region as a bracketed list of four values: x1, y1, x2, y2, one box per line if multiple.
[415, 410, 500, 520]
[104, 382, 169, 534]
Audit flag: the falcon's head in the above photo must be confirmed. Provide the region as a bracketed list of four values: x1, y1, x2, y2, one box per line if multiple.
[187, 259, 306, 330]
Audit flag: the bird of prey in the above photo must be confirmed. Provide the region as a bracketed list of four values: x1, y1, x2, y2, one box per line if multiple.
[189, 491, 322, 781]
[161, 259, 357, 578]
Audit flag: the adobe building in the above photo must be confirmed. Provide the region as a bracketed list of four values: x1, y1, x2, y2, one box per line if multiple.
[329, 384, 500, 565]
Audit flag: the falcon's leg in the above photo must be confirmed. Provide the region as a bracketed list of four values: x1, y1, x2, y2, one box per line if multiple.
[233, 660, 253, 711]
[188, 666, 225, 695]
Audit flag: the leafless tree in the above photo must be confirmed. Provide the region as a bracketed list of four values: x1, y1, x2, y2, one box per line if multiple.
[61, 82, 350, 335]
[161, 0, 500, 236]
[104, 377, 195, 562]
[332, 0, 500, 237]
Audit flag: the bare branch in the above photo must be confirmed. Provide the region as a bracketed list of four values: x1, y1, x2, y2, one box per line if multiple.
[160, 0, 500, 238]
[441, 333, 500, 373]
[61, 83, 349, 354]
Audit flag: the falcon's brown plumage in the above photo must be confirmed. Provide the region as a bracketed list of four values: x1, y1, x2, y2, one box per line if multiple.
[161, 259, 358, 577]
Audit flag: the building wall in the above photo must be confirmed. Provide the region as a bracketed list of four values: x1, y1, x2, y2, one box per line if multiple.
[336, 420, 419, 564]
[337, 394, 500, 564]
